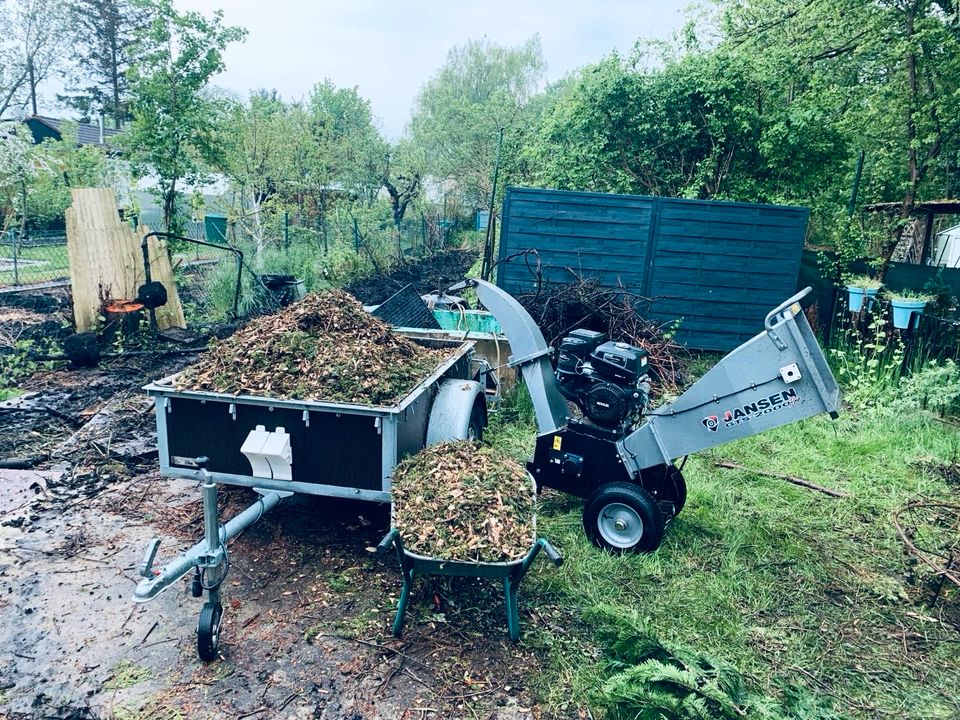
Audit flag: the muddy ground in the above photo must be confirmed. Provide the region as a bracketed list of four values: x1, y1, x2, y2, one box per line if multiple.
[0, 289, 552, 720]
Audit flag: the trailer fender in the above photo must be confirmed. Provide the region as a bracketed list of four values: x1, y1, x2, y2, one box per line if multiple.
[426, 379, 486, 444]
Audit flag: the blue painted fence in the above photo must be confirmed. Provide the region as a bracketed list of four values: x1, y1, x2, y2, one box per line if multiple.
[497, 186, 809, 351]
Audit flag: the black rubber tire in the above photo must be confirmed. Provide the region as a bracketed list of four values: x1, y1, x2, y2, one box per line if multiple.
[197, 601, 223, 662]
[467, 400, 485, 442]
[583, 482, 665, 553]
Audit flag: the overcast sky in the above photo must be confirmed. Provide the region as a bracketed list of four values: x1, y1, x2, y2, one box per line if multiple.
[175, 0, 692, 139]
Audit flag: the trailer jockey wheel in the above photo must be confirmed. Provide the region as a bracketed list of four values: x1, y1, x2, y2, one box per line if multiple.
[197, 601, 223, 661]
[583, 482, 665, 553]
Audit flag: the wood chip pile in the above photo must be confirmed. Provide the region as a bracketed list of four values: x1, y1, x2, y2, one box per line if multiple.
[175, 290, 448, 405]
[391, 441, 536, 563]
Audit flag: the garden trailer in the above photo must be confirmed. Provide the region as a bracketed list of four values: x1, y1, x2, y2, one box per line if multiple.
[133, 337, 487, 660]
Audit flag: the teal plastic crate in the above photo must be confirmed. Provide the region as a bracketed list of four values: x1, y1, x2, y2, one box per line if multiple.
[432, 309, 503, 335]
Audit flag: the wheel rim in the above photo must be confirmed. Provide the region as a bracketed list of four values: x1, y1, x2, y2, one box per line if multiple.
[597, 502, 643, 549]
[211, 609, 221, 647]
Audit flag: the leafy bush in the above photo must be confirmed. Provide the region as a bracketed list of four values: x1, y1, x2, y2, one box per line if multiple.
[829, 316, 905, 411]
[900, 359, 960, 417]
[587, 604, 845, 720]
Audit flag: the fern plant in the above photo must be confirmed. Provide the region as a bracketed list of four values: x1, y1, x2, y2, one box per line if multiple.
[586, 604, 845, 720]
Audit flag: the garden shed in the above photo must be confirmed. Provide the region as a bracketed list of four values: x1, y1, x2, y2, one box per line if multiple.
[496, 186, 809, 351]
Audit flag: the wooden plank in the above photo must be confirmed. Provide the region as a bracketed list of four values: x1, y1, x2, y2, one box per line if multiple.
[140, 225, 186, 330]
[65, 189, 185, 332]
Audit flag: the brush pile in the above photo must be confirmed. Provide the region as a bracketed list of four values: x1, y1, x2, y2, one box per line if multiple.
[517, 276, 685, 388]
[175, 290, 448, 405]
[391, 441, 536, 563]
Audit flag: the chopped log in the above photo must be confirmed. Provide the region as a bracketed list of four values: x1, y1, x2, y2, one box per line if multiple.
[715, 461, 850, 498]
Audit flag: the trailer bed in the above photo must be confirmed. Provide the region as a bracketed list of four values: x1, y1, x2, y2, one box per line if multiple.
[145, 339, 474, 502]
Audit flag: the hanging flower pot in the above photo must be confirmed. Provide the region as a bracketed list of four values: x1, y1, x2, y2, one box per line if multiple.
[844, 276, 882, 312]
[889, 296, 929, 330]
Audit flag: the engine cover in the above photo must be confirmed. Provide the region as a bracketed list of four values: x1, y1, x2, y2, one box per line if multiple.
[583, 382, 628, 426]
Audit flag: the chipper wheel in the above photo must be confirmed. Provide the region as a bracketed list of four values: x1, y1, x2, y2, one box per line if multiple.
[583, 482, 665, 553]
[197, 601, 224, 662]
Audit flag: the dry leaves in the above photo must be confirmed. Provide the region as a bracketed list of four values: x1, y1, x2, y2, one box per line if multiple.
[391, 441, 536, 563]
[175, 290, 449, 405]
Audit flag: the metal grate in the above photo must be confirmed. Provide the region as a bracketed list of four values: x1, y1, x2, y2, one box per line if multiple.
[371, 284, 441, 329]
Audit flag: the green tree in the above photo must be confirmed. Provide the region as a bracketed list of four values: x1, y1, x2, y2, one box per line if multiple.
[123, 0, 245, 233]
[0, 0, 70, 117]
[720, 0, 960, 274]
[410, 35, 546, 208]
[59, 0, 157, 127]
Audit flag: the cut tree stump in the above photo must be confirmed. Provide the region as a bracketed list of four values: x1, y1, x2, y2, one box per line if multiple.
[65, 188, 185, 332]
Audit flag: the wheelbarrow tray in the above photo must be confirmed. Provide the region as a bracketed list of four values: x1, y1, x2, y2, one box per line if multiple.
[377, 528, 562, 642]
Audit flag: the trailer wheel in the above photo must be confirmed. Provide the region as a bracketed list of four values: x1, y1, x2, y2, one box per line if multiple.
[197, 601, 223, 661]
[467, 400, 485, 442]
[583, 482, 665, 553]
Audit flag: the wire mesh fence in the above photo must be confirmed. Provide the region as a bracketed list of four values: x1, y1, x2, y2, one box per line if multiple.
[0, 231, 71, 288]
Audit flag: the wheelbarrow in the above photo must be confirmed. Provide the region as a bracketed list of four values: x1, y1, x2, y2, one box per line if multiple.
[376, 528, 563, 642]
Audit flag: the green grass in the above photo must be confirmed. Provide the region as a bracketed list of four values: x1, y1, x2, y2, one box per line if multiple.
[104, 660, 151, 690]
[0, 243, 70, 286]
[486, 388, 960, 719]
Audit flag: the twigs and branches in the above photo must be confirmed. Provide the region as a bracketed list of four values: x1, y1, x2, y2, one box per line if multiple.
[893, 500, 960, 602]
[514, 272, 686, 387]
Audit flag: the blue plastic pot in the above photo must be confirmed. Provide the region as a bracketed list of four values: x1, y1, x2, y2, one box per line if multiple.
[890, 299, 926, 329]
[847, 286, 879, 313]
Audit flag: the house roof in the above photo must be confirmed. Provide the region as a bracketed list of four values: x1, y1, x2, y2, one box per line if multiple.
[24, 115, 122, 147]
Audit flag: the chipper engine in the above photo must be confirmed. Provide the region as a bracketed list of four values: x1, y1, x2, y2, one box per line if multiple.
[460, 279, 841, 554]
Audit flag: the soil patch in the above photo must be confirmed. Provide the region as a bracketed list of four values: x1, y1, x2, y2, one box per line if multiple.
[346, 249, 479, 306]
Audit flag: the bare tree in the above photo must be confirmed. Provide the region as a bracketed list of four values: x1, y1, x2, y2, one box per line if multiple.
[0, 0, 70, 118]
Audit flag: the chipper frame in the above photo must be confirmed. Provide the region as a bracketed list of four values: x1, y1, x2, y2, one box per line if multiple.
[466, 279, 840, 553]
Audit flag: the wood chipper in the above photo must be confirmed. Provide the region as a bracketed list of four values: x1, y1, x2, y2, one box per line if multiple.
[454, 279, 841, 553]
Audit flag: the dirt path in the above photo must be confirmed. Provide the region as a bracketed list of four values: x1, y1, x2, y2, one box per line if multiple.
[2, 475, 546, 719]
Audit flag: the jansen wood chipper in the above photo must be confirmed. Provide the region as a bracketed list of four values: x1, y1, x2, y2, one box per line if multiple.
[132, 280, 838, 659]
[456, 279, 840, 553]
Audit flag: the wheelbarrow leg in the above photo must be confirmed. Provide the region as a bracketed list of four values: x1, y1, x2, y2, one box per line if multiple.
[503, 576, 520, 642]
[392, 565, 415, 637]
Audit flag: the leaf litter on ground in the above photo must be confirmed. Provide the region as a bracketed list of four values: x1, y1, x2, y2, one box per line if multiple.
[175, 290, 450, 405]
[391, 441, 536, 563]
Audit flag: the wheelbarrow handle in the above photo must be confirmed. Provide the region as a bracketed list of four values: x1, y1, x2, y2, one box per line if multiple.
[377, 529, 400, 556]
[539, 539, 564, 567]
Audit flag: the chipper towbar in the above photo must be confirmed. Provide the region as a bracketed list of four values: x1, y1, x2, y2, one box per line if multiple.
[457, 279, 841, 554]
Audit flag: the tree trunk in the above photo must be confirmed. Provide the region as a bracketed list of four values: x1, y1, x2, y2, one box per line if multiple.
[877, 7, 919, 281]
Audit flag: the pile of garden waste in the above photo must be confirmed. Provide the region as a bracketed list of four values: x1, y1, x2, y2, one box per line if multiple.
[391, 441, 536, 562]
[176, 290, 448, 405]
